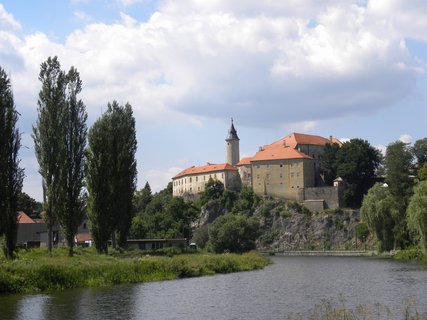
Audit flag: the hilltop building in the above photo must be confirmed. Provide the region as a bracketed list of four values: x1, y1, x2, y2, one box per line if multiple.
[172, 120, 344, 210]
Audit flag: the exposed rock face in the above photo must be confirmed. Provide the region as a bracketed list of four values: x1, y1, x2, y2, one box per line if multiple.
[257, 209, 362, 251]
[193, 199, 228, 228]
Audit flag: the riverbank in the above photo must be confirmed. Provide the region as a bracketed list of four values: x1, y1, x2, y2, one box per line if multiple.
[0, 248, 271, 295]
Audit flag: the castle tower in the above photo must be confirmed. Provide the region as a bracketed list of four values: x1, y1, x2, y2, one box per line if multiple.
[226, 118, 240, 166]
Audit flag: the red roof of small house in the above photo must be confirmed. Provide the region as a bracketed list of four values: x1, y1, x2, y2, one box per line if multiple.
[236, 157, 252, 166]
[173, 162, 237, 179]
[75, 233, 92, 243]
[251, 145, 312, 162]
[17, 211, 35, 224]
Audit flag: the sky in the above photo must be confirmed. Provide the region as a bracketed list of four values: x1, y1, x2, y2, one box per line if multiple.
[1, 0, 427, 201]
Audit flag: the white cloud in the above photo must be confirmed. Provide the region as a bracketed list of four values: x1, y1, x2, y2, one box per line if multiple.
[399, 133, 412, 144]
[74, 11, 93, 23]
[143, 167, 183, 192]
[118, 0, 142, 6]
[0, 0, 425, 129]
[376, 144, 387, 155]
[0, 4, 21, 31]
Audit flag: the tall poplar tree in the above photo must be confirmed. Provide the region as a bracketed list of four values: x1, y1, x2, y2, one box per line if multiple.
[384, 140, 413, 248]
[0, 67, 24, 259]
[87, 101, 137, 253]
[33, 57, 87, 255]
[33, 57, 66, 252]
[57, 67, 87, 257]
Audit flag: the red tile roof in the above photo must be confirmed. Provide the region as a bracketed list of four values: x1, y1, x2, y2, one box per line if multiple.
[173, 163, 237, 179]
[17, 211, 35, 224]
[251, 146, 312, 162]
[236, 157, 252, 166]
[270, 133, 342, 149]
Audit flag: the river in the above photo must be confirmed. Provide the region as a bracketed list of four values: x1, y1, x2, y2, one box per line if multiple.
[1, 256, 426, 319]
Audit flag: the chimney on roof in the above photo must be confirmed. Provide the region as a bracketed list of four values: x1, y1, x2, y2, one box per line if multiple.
[329, 135, 333, 142]
[259, 146, 263, 151]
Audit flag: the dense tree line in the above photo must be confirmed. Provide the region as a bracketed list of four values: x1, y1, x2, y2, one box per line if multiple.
[361, 139, 427, 252]
[0, 67, 24, 259]
[321, 138, 381, 207]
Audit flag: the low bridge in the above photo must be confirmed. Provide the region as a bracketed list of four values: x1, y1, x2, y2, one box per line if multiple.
[267, 250, 378, 257]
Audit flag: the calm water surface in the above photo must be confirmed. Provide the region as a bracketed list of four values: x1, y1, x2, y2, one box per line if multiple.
[1, 256, 426, 319]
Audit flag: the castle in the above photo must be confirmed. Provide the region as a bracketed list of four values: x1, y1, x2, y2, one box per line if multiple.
[172, 120, 344, 211]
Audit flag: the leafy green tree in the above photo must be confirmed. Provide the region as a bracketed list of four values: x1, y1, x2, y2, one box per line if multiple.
[86, 101, 137, 252]
[418, 162, 427, 181]
[407, 181, 427, 253]
[208, 214, 260, 253]
[221, 189, 238, 211]
[86, 113, 114, 254]
[191, 224, 210, 248]
[412, 138, 427, 170]
[108, 101, 137, 248]
[232, 186, 259, 215]
[361, 183, 397, 252]
[200, 178, 224, 204]
[0, 67, 24, 259]
[33, 56, 66, 253]
[384, 141, 413, 248]
[133, 182, 152, 213]
[336, 139, 381, 207]
[57, 67, 87, 257]
[321, 142, 340, 185]
[17, 192, 42, 215]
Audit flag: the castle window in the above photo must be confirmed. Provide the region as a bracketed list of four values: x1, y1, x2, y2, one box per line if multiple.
[280, 164, 283, 167]
[257, 174, 260, 179]
[190, 177, 192, 182]
[190, 187, 192, 192]
[291, 173, 294, 178]
[204, 176, 206, 181]
[280, 173, 283, 178]
[196, 177, 198, 182]
[214, 174, 217, 178]
[266, 174, 270, 179]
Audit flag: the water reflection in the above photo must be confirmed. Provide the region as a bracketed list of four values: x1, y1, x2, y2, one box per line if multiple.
[1, 256, 426, 320]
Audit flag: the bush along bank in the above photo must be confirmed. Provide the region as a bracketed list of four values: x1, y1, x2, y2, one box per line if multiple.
[0, 248, 271, 295]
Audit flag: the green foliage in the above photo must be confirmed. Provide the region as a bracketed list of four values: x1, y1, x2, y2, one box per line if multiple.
[321, 142, 340, 185]
[86, 101, 137, 252]
[393, 247, 427, 263]
[208, 214, 260, 253]
[130, 183, 197, 240]
[191, 224, 210, 249]
[355, 222, 369, 242]
[57, 66, 88, 257]
[336, 138, 381, 208]
[412, 137, 427, 170]
[16, 192, 42, 214]
[0, 67, 24, 259]
[361, 183, 397, 251]
[232, 186, 260, 215]
[133, 182, 152, 213]
[287, 200, 311, 215]
[0, 248, 270, 294]
[33, 56, 67, 252]
[384, 141, 414, 248]
[407, 181, 427, 253]
[200, 178, 224, 204]
[417, 162, 427, 181]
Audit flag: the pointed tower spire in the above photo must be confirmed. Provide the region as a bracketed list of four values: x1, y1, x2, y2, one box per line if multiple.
[225, 118, 240, 166]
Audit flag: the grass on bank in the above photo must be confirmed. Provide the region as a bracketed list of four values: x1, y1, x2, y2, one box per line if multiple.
[0, 247, 271, 295]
